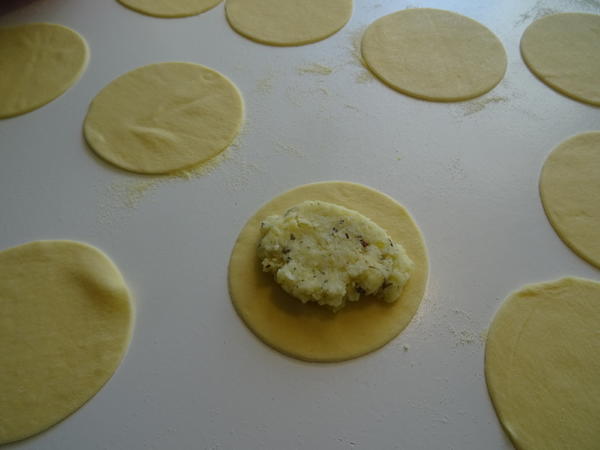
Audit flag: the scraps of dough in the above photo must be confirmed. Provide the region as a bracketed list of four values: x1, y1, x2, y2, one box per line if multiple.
[0, 240, 134, 445]
[485, 277, 600, 450]
[0, 23, 89, 119]
[361, 9, 507, 102]
[225, 0, 353, 46]
[521, 13, 600, 106]
[540, 132, 600, 269]
[116, 0, 222, 18]
[84, 62, 244, 174]
[228, 181, 428, 362]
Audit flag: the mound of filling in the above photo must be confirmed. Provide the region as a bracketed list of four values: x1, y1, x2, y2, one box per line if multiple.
[258, 201, 413, 310]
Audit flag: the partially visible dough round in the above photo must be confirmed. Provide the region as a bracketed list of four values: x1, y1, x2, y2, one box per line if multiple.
[228, 182, 428, 362]
[225, 0, 353, 46]
[0, 23, 89, 119]
[0, 240, 134, 445]
[485, 277, 600, 450]
[84, 62, 244, 174]
[361, 9, 507, 101]
[521, 13, 600, 106]
[540, 132, 600, 269]
[117, 0, 222, 18]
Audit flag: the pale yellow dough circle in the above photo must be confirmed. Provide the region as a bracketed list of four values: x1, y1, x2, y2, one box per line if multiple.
[485, 277, 600, 450]
[521, 13, 600, 106]
[540, 132, 600, 269]
[225, 0, 353, 46]
[0, 240, 134, 445]
[84, 62, 244, 174]
[0, 23, 89, 119]
[117, 0, 222, 18]
[361, 9, 507, 101]
[228, 182, 429, 362]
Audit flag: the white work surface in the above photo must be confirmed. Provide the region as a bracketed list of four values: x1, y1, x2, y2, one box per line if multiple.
[1, 0, 599, 449]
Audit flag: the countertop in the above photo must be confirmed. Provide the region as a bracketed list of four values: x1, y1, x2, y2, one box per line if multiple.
[1, 0, 599, 449]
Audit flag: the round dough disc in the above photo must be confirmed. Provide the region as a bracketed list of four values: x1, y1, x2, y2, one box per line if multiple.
[84, 62, 244, 174]
[361, 9, 507, 102]
[225, 0, 353, 46]
[485, 277, 600, 450]
[539, 132, 600, 269]
[228, 181, 428, 362]
[0, 241, 133, 445]
[117, 0, 222, 18]
[521, 13, 600, 106]
[0, 23, 89, 119]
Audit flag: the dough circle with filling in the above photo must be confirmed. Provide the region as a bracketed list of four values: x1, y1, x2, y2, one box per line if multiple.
[539, 132, 600, 269]
[521, 13, 600, 106]
[117, 0, 222, 18]
[84, 62, 244, 174]
[228, 182, 428, 362]
[0, 23, 89, 119]
[225, 0, 353, 46]
[361, 9, 507, 101]
[0, 240, 134, 445]
[485, 277, 600, 450]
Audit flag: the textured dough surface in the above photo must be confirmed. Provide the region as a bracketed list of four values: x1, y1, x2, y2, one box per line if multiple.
[521, 13, 600, 106]
[485, 277, 600, 450]
[361, 8, 507, 101]
[84, 62, 244, 174]
[0, 241, 133, 445]
[225, 0, 352, 46]
[258, 200, 413, 309]
[0, 23, 89, 119]
[228, 182, 428, 362]
[117, 0, 222, 18]
[540, 132, 600, 269]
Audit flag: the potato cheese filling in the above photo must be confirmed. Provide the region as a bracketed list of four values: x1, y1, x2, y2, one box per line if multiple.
[258, 201, 413, 310]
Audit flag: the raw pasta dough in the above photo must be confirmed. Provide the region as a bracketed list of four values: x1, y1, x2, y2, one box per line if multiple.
[539, 132, 600, 269]
[117, 0, 222, 18]
[361, 9, 507, 102]
[228, 182, 428, 362]
[485, 277, 600, 450]
[0, 23, 89, 119]
[84, 62, 244, 174]
[225, 0, 352, 46]
[521, 13, 600, 106]
[0, 241, 134, 445]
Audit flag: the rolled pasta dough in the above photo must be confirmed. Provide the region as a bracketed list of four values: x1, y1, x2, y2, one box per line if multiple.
[0, 241, 134, 444]
[228, 182, 428, 362]
[0, 23, 89, 119]
[485, 277, 600, 450]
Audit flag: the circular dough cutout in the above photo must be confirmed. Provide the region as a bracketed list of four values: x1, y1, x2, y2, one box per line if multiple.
[0, 240, 133, 445]
[0, 23, 89, 119]
[361, 9, 507, 102]
[521, 13, 600, 106]
[225, 0, 353, 46]
[540, 132, 600, 269]
[485, 277, 600, 450]
[117, 0, 222, 18]
[84, 62, 244, 174]
[228, 182, 428, 362]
